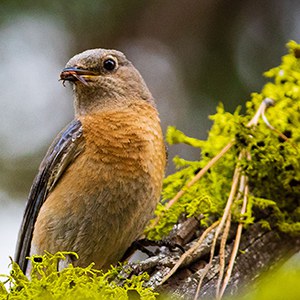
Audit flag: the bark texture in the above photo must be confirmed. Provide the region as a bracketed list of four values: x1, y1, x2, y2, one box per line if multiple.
[125, 218, 300, 299]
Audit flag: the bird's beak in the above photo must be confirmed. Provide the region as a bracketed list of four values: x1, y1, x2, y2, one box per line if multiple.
[60, 67, 98, 86]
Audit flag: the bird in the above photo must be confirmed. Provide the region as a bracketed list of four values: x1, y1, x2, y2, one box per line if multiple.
[14, 48, 166, 274]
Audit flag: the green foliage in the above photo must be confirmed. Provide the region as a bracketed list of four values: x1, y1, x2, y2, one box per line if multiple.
[0, 252, 157, 300]
[146, 41, 300, 240]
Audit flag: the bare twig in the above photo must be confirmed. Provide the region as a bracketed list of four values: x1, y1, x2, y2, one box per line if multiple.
[216, 212, 232, 299]
[211, 154, 241, 251]
[247, 97, 274, 127]
[261, 109, 298, 150]
[213, 99, 276, 299]
[166, 141, 235, 209]
[193, 239, 217, 300]
[194, 161, 241, 300]
[219, 177, 249, 298]
[195, 98, 277, 299]
[149, 141, 235, 229]
[160, 221, 220, 285]
[247, 97, 296, 147]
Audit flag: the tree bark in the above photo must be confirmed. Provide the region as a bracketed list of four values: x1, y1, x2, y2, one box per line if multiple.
[125, 220, 300, 299]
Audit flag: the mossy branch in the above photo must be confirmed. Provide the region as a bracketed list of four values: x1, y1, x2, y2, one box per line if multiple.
[145, 40, 300, 298]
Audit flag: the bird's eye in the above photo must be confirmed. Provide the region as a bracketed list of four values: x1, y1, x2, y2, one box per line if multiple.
[103, 58, 116, 71]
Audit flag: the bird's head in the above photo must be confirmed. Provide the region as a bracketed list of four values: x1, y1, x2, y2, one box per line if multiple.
[60, 49, 154, 115]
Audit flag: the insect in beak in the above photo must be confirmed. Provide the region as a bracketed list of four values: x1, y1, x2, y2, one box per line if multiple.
[60, 67, 98, 86]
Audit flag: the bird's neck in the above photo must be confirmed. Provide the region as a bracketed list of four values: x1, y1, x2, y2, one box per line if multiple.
[73, 88, 156, 116]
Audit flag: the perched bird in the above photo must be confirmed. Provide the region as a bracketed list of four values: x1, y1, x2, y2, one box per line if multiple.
[15, 48, 166, 273]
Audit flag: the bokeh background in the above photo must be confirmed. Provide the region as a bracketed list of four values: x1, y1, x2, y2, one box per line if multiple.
[1, 0, 300, 274]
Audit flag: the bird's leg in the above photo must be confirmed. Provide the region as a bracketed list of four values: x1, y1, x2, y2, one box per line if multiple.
[121, 238, 184, 262]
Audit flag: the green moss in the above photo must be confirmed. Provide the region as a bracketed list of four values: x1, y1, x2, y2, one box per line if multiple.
[0, 252, 157, 300]
[146, 41, 300, 240]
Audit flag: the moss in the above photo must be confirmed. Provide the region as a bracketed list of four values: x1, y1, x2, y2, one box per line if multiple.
[146, 41, 300, 240]
[0, 252, 157, 300]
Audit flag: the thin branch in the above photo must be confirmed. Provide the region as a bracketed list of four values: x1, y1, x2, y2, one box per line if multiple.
[219, 176, 249, 298]
[194, 160, 242, 300]
[149, 141, 235, 229]
[193, 237, 217, 300]
[167, 141, 235, 209]
[216, 170, 247, 298]
[195, 98, 275, 299]
[193, 260, 211, 300]
[247, 97, 274, 127]
[261, 110, 298, 150]
[160, 220, 220, 285]
[216, 212, 232, 299]
[212, 153, 242, 248]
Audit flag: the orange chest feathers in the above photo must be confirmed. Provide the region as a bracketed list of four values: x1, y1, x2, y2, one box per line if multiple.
[78, 102, 166, 187]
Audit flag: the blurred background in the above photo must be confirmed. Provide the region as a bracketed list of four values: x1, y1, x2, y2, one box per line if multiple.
[0, 0, 300, 274]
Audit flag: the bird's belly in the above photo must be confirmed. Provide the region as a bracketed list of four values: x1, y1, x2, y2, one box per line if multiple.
[31, 149, 161, 270]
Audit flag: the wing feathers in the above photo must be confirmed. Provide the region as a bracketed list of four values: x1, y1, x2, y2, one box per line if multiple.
[14, 119, 84, 273]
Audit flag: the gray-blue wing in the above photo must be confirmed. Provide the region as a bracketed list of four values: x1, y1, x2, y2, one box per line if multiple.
[14, 119, 85, 273]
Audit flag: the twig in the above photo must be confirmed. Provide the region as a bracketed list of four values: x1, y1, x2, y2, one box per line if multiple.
[160, 220, 220, 285]
[219, 177, 249, 298]
[247, 97, 296, 148]
[215, 149, 249, 299]
[216, 162, 248, 299]
[194, 160, 241, 300]
[211, 153, 241, 251]
[247, 97, 274, 127]
[166, 141, 235, 209]
[193, 233, 218, 300]
[193, 259, 211, 300]
[194, 98, 276, 299]
[216, 212, 232, 299]
[149, 141, 235, 229]
[261, 109, 298, 150]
